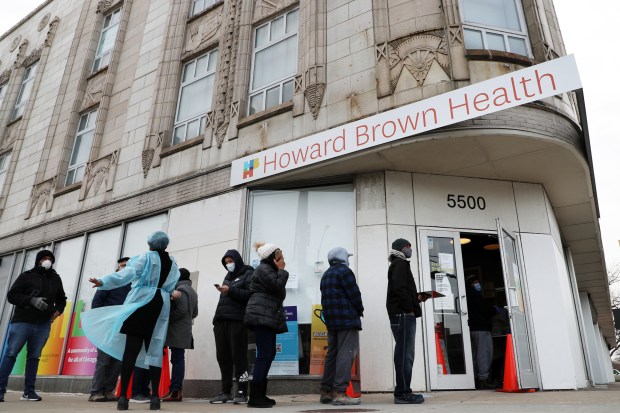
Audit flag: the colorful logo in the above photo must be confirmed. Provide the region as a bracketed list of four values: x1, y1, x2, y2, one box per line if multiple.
[243, 158, 260, 179]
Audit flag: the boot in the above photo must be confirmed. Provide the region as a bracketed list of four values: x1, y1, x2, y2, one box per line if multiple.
[162, 389, 182, 401]
[117, 396, 129, 411]
[264, 379, 276, 406]
[247, 382, 272, 408]
[150, 396, 161, 410]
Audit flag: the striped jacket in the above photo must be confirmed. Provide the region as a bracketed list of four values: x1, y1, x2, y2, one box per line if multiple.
[320, 264, 364, 331]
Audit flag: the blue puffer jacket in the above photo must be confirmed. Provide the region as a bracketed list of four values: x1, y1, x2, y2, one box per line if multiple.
[320, 248, 364, 331]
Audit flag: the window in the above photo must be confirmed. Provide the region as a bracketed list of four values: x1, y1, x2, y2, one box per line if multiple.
[66, 109, 97, 186]
[93, 9, 121, 72]
[249, 9, 299, 116]
[11, 63, 38, 120]
[191, 0, 218, 17]
[0, 83, 7, 110]
[461, 0, 530, 56]
[0, 153, 11, 194]
[172, 50, 218, 145]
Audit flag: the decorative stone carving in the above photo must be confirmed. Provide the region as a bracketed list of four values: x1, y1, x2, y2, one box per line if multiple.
[1, 122, 20, 153]
[294, 75, 303, 94]
[142, 131, 166, 178]
[27, 176, 57, 219]
[448, 26, 463, 45]
[45, 17, 61, 47]
[9, 35, 21, 52]
[96, 0, 114, 14]
[183, 10, 223, 58]
[13, 40, 29, 66]
[253, 0, 296, 22]
[22, 47, 42, 68]
[0, 69, 10, 85]
[376, 42, 389, 62]
[389, 34, 450, 90]
[82, 71, 107, 110]
[79, 150, 119, 200]
[304, 83, 326, 119]
[543, 42, 559, 60]
[38, 13, 51, 31]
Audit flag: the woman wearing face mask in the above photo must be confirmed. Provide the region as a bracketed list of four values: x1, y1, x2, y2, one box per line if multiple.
[210, 250, 255, 405]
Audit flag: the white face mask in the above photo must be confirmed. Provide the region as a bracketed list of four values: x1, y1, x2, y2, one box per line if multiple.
[41, 260, 52, 270]
[226, 263, 235, 272]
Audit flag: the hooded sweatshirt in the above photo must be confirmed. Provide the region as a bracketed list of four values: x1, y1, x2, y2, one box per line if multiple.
[213, 249, 254, 323]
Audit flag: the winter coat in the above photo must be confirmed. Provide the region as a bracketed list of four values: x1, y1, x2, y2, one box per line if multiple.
[165, 279, 199, 349]
[244, 262, 289, 333]
[7, 266, 67, 324]
[91, 284, 130, 308]
[320, 263, 364, 331]
[386, 255, 422, 318]
[82, 251, 180, 368]
[466, 285, 496, 332]
[213, 250, 254, 324]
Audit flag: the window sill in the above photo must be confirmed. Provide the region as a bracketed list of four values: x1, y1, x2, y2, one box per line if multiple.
[237, 101, 294, 129]
[187, 0, 224, 24]
[6, 116, 23, 127]
[87, 66, 109, 81]
[465, 49, 536, 66]
[53, 182, 82, 198]
[160, 135, 204, 159]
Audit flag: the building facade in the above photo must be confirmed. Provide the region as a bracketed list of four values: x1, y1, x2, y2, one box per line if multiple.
[0, 0, 614, 395]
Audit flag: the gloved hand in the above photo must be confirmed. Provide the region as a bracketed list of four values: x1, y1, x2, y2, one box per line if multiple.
[30, 297, 48, 311]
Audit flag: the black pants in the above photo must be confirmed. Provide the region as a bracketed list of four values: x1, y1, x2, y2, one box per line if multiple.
[214, 321, 249, 393]
[252, 326, 276, 384]
[119, 335, 161, 399]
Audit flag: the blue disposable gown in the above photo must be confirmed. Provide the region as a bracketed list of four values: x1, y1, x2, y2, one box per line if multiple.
[82, 252, 180, 368]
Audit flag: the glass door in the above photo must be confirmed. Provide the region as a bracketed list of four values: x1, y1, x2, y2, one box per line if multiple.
[496, 220, 539, 389]
[419, 229, 475, 389]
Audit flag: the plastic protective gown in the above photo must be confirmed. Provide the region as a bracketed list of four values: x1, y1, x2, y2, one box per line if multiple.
[82, 252, 180, 368]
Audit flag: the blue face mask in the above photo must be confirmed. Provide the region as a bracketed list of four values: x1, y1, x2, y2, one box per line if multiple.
[226, 263, 235, 273]
[473, 283, 482, 292]
[402, 247, 413, 258]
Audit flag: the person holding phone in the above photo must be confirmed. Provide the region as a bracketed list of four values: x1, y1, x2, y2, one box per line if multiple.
[244, 242, 288, 408]
[210, 250, 254, 404]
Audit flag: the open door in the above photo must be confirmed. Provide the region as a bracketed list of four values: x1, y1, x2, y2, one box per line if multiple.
[419, 229, 475, 389]
[496, 220, 539, 389]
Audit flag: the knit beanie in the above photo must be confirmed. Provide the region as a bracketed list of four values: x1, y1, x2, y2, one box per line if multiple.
[255, 242, 279, 260]
[179, 268, 190, 281]
[35, 249, 55, 264]
[391, 238, 410, 252]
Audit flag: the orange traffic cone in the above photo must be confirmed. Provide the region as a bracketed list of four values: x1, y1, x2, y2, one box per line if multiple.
[435, 332, 447, 374]
[346, 381, 361, 398]
[496, 334, 535, 393]
[115, 373, 134, 398]
[159, 347, 171, 396]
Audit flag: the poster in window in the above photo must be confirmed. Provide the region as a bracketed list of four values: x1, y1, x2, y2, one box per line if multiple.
[269, 306, 299, 375]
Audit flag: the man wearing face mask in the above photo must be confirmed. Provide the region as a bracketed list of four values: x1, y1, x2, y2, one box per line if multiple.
[0, 250, 66, 402]
[386, 238, 426, 405]
[465, 275, 499, 390]
[211, 250, 254, 404]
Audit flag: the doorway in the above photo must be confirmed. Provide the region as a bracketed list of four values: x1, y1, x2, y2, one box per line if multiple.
[419, 228, 537, 390]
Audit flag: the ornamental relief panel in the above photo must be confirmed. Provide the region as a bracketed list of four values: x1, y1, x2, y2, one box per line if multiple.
[27, 176, 57, 219]
[0, 69, 10, 85]
[253, 0, 297, 23]
[183, 8, 223, 59]
[389, 34, 450, 92]
[96, 0, 121, 14]
[1, 122, 20, 153]
[79, 150, 119, 200]
[82, 70, 107, 110]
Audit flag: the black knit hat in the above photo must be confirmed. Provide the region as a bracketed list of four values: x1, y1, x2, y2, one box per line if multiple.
[118, 257, 130, 264]
[179, 268, 190, 281]
[391, 238, 411, 252]
[35, 249, 55, 265]
[466, 274, 480, 285]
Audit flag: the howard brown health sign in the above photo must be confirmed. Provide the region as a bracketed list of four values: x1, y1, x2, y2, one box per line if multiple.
[230, 55, 582, 186]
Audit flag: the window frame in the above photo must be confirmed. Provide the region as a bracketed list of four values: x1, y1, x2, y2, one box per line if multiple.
[0, 152, 12, 195]
[171, 49, 218, 146]
[0, 83, 7, 110]
[11, 63, 38, 121]
[248, 8, 299, 116]
[190, 0, 218, 17]
[65, 109, 98, 186]
[92, 9, 122, 73]
[459, 0, 532, 57]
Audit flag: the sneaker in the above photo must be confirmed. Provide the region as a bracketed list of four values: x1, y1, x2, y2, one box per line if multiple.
[89, 392, 106, 402]
[0, 393, 4, 402]
[130, 394, 150, 403]
[20, 391, 42, 401]
[319, 388, 333, 404]
[232, 391, 247, 404]
[104, 391, 118, 401]
[394, 393, 424, 404]
[332, 391, 361, 406]
[210, 392, 232, 404]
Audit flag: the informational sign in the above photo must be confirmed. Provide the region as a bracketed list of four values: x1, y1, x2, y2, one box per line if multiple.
[270, 306, 299, 376]
[231, 55, 582, 186]
[434, 273, 455, 311]
[438, 253, 454, 274]
[309, 304, 328, 375]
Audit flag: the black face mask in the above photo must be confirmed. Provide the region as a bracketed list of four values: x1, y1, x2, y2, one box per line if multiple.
[402, 247, 413, 258]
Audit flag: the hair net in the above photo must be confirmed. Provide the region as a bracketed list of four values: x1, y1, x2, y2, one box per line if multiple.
[147, 231, 170, 251]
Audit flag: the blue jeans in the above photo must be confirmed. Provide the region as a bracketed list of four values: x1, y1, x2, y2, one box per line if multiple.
[252, 326, 276, 383]
[390, 314, 416, 397]
[0, 322, 51, 394]
[169, 348, 185, 391]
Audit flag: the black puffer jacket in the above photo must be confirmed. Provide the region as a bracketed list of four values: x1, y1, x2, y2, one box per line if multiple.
[466, 285, 496, 331]
[213, 250, 254, 324]
[244, 261, 289, 333]
[8, 266, 67, 324]
[386, 255, 422, 318]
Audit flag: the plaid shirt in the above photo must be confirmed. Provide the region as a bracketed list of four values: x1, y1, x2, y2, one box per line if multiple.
[320, 264, 364, 331]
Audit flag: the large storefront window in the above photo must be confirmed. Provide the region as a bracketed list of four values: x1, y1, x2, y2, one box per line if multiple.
[122, 214, 168, 257]
[0, 254, 15, 349]
[247, 185, 355, 375]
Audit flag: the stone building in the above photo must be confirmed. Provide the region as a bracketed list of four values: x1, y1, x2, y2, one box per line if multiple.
[0, 0, 614, 395]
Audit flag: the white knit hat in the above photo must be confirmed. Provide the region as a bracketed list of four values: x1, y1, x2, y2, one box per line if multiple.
[255, 242, 279, 260]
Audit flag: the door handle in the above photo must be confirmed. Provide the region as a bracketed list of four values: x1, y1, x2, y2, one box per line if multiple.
[458, 295, 467, 316]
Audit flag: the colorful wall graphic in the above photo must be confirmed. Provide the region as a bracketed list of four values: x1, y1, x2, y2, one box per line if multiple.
[309, 304, 328, 375]
[61, 300, 98, 375]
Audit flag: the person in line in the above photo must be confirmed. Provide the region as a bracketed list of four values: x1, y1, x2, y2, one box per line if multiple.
[210, 250, 254, 405]
[387, 238, 427, 404]
[82, 231, 180, 411]
[88, 257, 131, 402]
[162, 268, 198, 402]
[319, 247, 364, 406]
[0, 250, 67, 402]
[244, 242, 288, 408]
[465, 274, 500, 390]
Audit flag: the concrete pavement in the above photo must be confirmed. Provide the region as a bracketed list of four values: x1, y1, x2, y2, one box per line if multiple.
[1, 385, 619, 413]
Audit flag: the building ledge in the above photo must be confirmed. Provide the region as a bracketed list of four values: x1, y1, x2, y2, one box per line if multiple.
[160, 135, 204, 159]
[465, 49, 536, 66]
[53, 182, 81, 198]
[237, 101, 294, 129]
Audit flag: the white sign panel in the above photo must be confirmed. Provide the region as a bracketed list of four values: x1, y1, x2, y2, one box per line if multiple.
[230, 55, 582, 186]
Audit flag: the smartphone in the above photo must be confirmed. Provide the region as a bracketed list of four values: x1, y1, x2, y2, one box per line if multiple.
[214, 283, 220, 288]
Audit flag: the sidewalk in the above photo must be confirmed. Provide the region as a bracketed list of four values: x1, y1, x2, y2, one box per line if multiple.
[2, 384, 620, 413]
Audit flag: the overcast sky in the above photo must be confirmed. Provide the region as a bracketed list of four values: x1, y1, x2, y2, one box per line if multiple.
[1, 1, 619, 267]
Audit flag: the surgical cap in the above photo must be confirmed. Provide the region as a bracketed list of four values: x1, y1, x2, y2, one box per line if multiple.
[147, 231, 170, 251]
